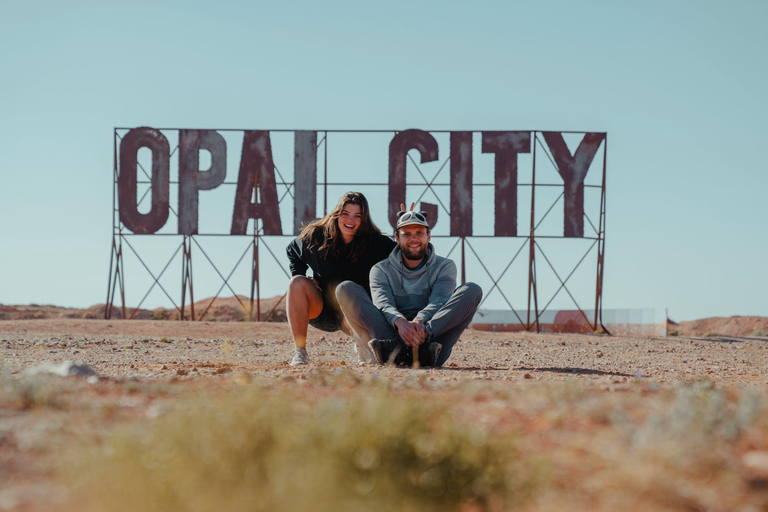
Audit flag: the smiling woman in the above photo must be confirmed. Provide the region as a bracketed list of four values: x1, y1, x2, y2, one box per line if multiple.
[285, 192, 396, 366]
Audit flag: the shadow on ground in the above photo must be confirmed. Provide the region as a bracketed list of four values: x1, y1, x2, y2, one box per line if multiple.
[689, 336, 768, 344]
[516, 366, 632, 377]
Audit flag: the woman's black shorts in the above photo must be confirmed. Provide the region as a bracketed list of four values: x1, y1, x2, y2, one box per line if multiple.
[308, 299, 345, 333]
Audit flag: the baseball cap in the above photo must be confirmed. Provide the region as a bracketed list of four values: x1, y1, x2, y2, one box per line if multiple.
[396, 210, 430, 230]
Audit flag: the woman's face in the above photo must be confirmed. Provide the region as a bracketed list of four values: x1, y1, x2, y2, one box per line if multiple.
[338, 202, 363, 242]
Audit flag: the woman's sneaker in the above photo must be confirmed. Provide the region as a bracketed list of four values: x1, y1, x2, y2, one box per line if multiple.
[290, 348, 309, 366]
[368, 338, 406, 365]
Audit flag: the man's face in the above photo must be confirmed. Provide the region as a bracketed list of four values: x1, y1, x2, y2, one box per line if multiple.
[396, 225, 431, 261]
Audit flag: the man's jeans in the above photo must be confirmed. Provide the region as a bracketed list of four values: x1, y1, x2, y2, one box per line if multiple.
[336, 281, 482, 367]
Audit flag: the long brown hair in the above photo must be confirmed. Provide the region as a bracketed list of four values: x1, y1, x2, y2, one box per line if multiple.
[299, 192, 382, 263]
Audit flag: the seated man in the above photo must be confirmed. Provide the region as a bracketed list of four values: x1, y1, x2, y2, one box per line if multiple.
[336, 209, 482, 367]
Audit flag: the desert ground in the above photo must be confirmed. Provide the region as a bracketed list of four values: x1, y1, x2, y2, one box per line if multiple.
[1, 311, 767, 511]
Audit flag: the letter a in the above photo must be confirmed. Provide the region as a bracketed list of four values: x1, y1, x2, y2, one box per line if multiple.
[231, 131, 282, 235]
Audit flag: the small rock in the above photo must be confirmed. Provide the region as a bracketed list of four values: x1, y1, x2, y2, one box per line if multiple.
[214, 366, 233, 375]
[161, 365, 169, 370]
[176, 368, 189, 376]
[742, 451, 768, 478]
[523, 373, 533, 379]
[23, 361, 98, 378]
[233, 371, 252, 385]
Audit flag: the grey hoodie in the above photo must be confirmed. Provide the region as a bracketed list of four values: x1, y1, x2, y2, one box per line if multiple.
[369, 244, 457, 328]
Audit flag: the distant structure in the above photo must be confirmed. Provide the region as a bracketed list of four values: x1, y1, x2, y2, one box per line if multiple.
[472, 308, 667, 337]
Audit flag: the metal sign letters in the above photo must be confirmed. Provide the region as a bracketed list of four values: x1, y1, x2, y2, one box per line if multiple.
[107, 128, 608, 333]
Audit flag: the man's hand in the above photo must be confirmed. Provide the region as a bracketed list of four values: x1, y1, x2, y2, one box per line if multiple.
[395, 317, 427, 347]
[412, 317, 427, 344]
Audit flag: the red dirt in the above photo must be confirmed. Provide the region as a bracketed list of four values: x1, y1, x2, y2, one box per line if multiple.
[1, 319, 767, 512]
[671, 316, 768, 337]
[0, 296, 287, 323]
[4, 298, 766, 338]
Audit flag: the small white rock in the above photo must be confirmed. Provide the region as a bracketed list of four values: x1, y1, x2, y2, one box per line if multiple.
[23, 360, 98, 378]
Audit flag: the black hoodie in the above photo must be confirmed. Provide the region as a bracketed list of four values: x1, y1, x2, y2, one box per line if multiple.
[286, 230, 396, 307]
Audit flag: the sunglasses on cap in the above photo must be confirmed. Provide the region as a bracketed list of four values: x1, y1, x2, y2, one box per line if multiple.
[396, 210, 430, 229]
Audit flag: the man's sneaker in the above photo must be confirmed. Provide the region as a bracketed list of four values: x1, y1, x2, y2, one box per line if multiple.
[395, 345, 414, 366]
[418, 342, 442, 367]
[369, 338, 406, 365]
[289, 348, 309, 366]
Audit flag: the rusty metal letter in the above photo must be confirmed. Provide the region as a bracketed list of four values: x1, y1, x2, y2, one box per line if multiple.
[118, 127, 170, 234]
[482, 131, 530, 237]
[450, 132, 473, 236]
[294, 131, 317, 235]
[388, 129, 439, 230]
[542, 132, 605, 238]
[178, 130, 227, 235]
[231, 131, 283, 235]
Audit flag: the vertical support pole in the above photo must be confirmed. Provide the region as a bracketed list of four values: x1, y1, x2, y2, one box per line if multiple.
[113, 128, 117, 241]
[106, 238, 116, 319]
[595, 133, 609, 333]
[250, 233, 256, 322]
[461, 238, 466, 285]
[527, 133, 539, 333]
[250, 221, 260, 322]
[323, 131, 328, 216]
[118, 236, 126, 320]
[181, 236, 187, 321]
[106, 129, 119, 319]
[250, 219, 261, 322]
[256, 231, 261, 321]
[181, 236, 195, 321]
[108, 239, 123, 319]
[189, 241, 195, 321]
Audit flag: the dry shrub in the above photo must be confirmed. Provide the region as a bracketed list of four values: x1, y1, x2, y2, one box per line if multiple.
[633, 381, 766, 450]
[2, 375, 62, 409]
[69, 386, 540, 512]
[601, 381, 768, 511]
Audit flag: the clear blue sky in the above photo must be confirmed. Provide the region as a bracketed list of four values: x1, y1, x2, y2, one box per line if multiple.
[1, 0, 766, 321]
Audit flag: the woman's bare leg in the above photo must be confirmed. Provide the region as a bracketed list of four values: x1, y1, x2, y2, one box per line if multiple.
[286, 276, 323, 350]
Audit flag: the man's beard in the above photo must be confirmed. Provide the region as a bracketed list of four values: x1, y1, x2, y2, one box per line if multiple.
[401, 243, 428, 261]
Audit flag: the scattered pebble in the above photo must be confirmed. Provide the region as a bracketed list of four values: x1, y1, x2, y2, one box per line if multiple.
[23, 361, 98, 378]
